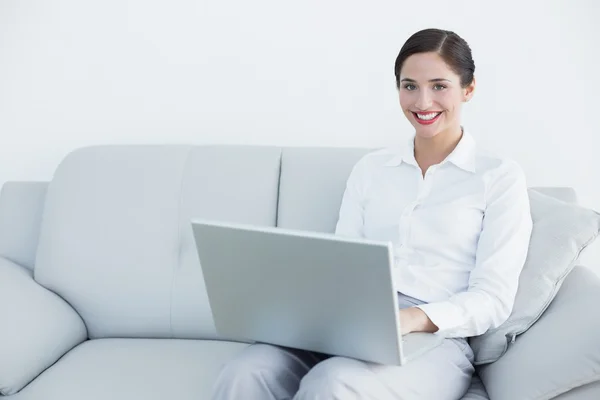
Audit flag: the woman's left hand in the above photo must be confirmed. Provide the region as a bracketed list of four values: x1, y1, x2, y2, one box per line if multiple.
[399, 307, 439, 335]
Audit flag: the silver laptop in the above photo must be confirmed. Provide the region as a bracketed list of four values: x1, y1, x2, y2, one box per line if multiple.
[191, 219, 443, 366]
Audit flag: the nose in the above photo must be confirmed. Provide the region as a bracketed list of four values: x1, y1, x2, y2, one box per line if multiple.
[415, 90, 433, 110]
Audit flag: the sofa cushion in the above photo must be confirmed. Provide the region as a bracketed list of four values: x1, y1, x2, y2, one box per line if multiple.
[529, 186, 578, 204]
[34, 146, 192, 339]
[0, 257, 86, 396]
[34, 145, 281, 340]
[10, 339, 249, 400]
[277, 147, 369, 231]
[478, 266, 600, 400]
[172, 146, 282, 339]
[470, 190, 600, 364]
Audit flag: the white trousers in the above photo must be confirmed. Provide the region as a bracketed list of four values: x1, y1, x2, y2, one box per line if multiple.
[211, 294, 475, 400]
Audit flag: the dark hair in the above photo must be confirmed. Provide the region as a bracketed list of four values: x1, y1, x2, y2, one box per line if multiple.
[394, 28, 475, 88]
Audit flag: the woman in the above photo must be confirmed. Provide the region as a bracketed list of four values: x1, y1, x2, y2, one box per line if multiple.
[211, 28, 532, 400]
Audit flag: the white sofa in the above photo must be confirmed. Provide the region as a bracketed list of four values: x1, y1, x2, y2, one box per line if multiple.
[1, 145, 599, 400]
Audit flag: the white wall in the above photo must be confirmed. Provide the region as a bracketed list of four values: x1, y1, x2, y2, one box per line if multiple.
[1, 0, 598, 209]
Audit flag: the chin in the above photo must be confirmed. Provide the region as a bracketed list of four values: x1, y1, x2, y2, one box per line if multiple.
[414, 126, 443, 139]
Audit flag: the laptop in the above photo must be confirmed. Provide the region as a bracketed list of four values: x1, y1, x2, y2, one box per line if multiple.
[190, 219, 443, 366]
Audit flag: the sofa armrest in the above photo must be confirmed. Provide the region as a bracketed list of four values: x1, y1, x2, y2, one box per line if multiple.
[0, 256, 87, 395]
[478, 265, 600, 400]
[0, 181, 48, 270]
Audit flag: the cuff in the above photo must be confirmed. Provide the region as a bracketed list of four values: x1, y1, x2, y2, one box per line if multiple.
[416, 301, 464, 337]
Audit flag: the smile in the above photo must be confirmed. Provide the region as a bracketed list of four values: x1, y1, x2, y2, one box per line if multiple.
[412, 111, 442, 125]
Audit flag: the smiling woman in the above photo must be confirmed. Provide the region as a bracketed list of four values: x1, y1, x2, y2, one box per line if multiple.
[210, 28, 533, 400]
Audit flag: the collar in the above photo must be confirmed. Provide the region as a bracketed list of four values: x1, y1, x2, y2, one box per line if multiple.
[384, 129, 477, 173]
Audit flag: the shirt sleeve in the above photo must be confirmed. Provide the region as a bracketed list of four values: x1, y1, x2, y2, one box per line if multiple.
[416, 160, 533, 338]
[334, 158, 368, 238]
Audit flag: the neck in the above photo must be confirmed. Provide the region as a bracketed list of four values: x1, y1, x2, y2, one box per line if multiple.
[414, 126, 463, 166]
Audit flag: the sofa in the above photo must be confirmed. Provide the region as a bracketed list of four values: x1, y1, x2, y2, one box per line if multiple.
[1, 144, 599, 400]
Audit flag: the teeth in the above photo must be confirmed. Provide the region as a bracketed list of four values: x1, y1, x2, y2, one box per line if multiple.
[416, 112, 441, 120]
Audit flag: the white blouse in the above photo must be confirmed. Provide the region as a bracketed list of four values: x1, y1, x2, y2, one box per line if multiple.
[335, 131, 533, 338]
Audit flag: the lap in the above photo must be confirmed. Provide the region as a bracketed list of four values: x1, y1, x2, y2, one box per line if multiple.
[224, 342, 327, 369]
[212, 344, 329, 400]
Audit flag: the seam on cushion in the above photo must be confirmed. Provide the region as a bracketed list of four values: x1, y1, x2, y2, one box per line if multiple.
[170, 147, 193, 339]
[275, 149, 283, 227]
[536, 372, 600, 400]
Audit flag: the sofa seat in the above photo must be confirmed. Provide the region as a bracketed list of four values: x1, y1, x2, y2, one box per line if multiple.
[11, 336, 488, 400]
[11, 339, 249, 400]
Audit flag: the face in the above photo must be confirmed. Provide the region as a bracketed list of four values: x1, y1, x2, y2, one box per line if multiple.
[398, 52, 475, 140]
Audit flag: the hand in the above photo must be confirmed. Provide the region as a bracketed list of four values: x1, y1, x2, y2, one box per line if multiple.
[399, 307, 439, 335]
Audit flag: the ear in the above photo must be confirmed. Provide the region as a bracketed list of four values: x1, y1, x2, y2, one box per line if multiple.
[463, 76, 476, 102]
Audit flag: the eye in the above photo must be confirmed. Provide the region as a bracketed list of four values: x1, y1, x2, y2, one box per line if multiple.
[433, 84, 447, 91]
[403, 84, 417, 91]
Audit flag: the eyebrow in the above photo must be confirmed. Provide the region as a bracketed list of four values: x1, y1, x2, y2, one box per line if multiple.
[400, 78, 452, 83]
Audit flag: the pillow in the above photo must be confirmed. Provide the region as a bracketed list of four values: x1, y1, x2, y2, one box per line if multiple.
[0, 257, 87, 395]
[469, 189, 600, 365]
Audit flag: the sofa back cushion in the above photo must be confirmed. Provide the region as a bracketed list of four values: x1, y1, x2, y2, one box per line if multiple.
[34, 145, 281, 339]
[172, 146, 281, 338]
[277, 147, 370, 232]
